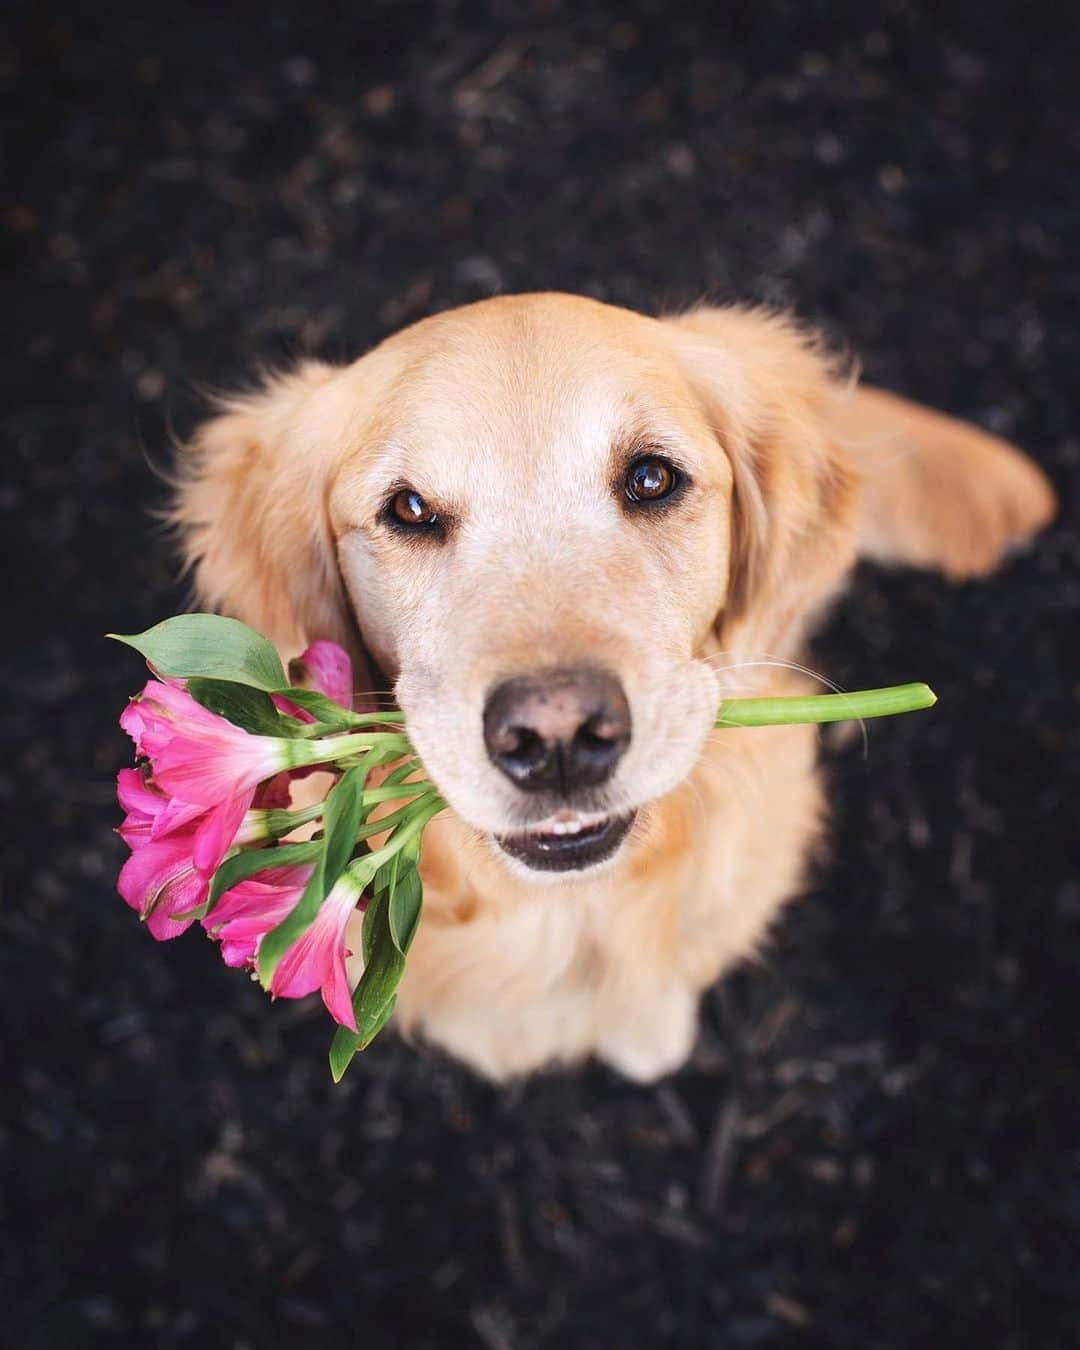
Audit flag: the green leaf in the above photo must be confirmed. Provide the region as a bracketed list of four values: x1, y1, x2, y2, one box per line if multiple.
[328, 837, 426, 1079]
[362, 859, 396, 965]
[330, 993, 398, 1080]
[362, 993, 398, 1047]
[329, 991, 398, 1082]
[388, 855, 423, 954]
[186, 677, 301, 737]
[255, 762, 371, 985]
[202, 840, 322, 919]
[329, 1021, 358, 1083]
[353, 934, 405, 1042]
[109, 614, 288, 690]
[329, 905, 406, 1080]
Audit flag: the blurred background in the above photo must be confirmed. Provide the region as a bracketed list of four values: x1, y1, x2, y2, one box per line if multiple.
[3, 2, 1078, 1346]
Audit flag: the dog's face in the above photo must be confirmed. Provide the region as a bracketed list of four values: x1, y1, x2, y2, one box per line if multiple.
[329, 297, 732, 874]
[179, 293, 876, 879]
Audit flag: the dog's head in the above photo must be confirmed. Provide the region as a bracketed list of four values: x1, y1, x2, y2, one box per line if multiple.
[176, 294, 861, 876]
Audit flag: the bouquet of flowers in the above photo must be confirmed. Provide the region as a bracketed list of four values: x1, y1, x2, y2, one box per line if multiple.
[112, 614, 935, 1079]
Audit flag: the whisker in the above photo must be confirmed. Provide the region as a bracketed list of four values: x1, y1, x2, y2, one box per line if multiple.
[682, 775, 709, 839]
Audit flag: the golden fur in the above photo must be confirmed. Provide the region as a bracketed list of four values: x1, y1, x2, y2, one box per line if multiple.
[174, 294, 1055, 1081]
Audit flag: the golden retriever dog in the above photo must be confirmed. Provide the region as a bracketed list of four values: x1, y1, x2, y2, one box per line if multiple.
[174, 294, 1055, 1081]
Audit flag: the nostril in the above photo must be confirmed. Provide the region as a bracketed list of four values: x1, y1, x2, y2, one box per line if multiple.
[578, 709, 628, 750]
[502, 725, 548, 773]
[570, 710, 629, 778]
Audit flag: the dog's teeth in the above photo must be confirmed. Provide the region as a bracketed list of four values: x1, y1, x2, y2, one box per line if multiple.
[531, 815, 610, 837]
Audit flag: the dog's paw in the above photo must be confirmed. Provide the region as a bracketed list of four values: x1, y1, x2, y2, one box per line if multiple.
[596, 985, 698, 1083]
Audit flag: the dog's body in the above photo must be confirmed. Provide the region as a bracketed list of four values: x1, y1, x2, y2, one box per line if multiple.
[175, 294, 1054, 1081]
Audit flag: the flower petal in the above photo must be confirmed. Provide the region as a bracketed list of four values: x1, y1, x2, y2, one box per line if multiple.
[192, 789, 255, 875]
[116, 766, 161, 819]
[124, 680, 289, 806]
[293, 641, 354, 709]
[118, 841, 205, 940]
[206, 865, 313, 969]
[269, 876, 360, 1029]
[149, 795, 208, 839]
[117, 767, 206, 840]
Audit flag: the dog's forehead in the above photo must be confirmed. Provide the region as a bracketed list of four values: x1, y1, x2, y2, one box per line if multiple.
[364, 297, 698, 480]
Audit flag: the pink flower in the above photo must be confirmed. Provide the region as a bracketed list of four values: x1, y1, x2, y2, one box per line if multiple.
[275, 640, 355, 722]
[120, 679, 293, 807]
[116, 768, 253, 939]
[270, 872, 363, 1029]
[206, 864, 363, 1029]
[204, 863, 313, 968]
[292, 641, 353, 708]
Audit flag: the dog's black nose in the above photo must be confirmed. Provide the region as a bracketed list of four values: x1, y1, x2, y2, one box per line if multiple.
[483, 667, 632, 794]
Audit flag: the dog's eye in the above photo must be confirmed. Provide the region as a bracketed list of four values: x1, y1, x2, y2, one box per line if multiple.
[624, 456, 679, 505]
[386, 488, 438, 530]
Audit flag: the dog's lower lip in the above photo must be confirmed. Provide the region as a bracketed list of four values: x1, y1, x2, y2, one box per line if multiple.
[495, 812, 636, 872]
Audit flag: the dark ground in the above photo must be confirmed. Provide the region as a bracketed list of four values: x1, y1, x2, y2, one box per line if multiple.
[3, 2, 1079, 1346]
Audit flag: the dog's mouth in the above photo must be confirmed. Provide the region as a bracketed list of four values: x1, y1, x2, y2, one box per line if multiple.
[494, 809, 637, 872]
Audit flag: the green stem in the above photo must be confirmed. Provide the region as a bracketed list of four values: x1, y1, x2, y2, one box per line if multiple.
[293, 710, 405, 737]
[292, 732, 411, 768]
[356, 780, 432, 804]
[347, 795, 446, 881]
[337, 709, 405, 724]
[354, 790, 441, 843]
[244, 781, 433, 843]
[380, 758, 425, 788]
[247, 800, 326, 839]
[716, 682, 936, 728]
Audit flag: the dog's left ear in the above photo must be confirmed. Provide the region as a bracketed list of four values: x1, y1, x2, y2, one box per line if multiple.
[171, 361, 377, 686]
[662, 305, 861, 658]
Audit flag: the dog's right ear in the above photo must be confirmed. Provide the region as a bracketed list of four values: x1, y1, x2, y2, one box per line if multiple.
[828, 383, 1057, 580]
[172, 361, 358, 665]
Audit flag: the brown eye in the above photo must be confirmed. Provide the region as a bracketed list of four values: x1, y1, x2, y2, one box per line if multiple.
[387, 488, 438, 530]
[624, 456, 679, 504]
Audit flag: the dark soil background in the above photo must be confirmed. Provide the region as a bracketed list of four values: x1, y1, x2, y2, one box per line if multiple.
[3, 2, 1079, 1347]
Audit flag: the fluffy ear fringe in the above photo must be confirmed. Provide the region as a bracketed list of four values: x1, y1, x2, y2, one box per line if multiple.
[169, 361, 353, 659]
[663, 306, 860, 657]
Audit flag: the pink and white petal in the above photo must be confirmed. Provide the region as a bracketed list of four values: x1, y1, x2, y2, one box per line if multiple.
[206, 866, 313, 967]
[118, 844, 206, 939]
[319, 940, 357, 1030]
[145, 903, 198, 941]
[116, 767, 162, 819]
[125, 680, 290, 805]
[293, 641, 354, 709]
[119, 699, 153, 755]
[192, 788, 256, 875]
[118, 835, 191, 912]
[214, 901, 295, 968]
[219, 934, 261, 968]
[271, 692, 314, 724]
[208, 865, 312, 928]
[135, 679, 229, 727]
[149, 734, 287, 806]
[117, 767, 205, 841]
[269, 879, 360, 1022]
[149, 794, 208, 839]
